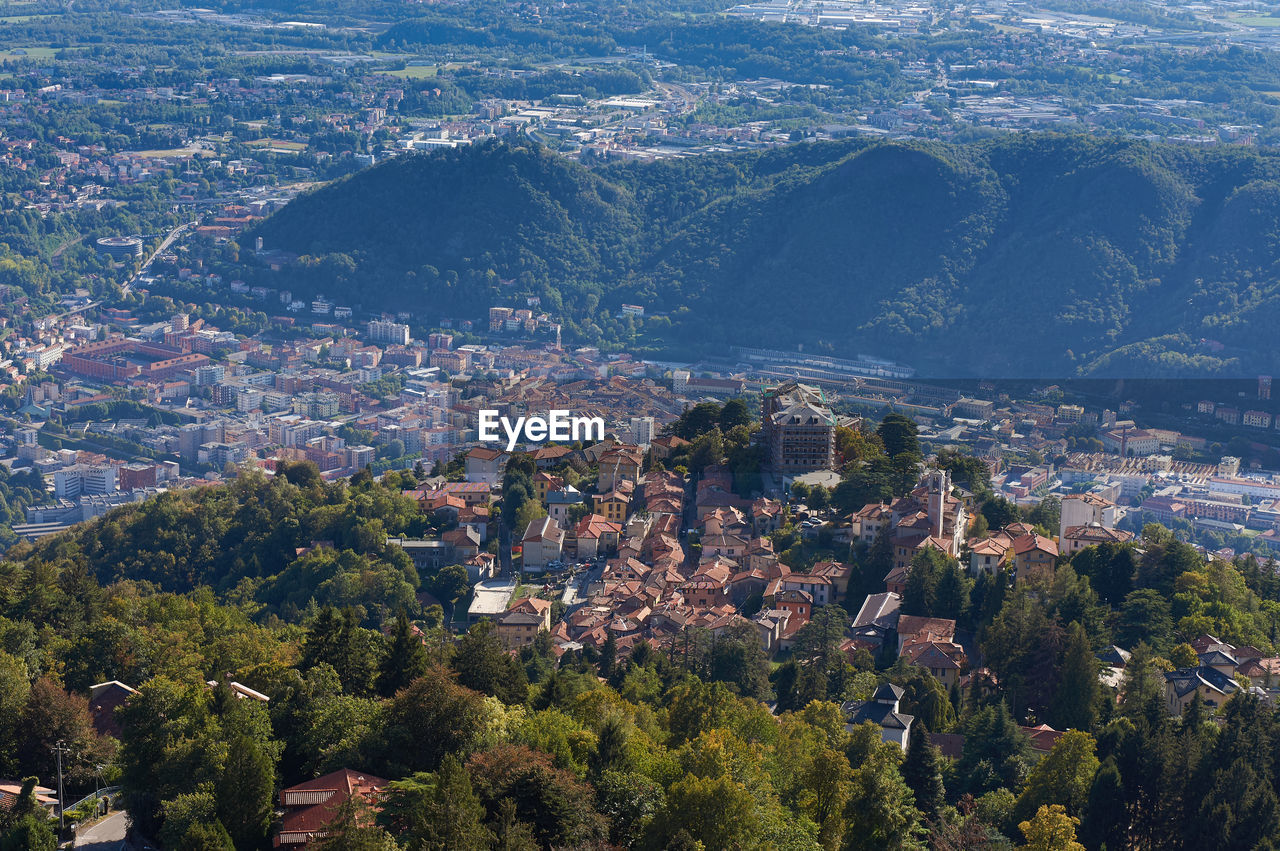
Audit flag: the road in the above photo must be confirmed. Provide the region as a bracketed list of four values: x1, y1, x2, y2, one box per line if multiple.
[124, 220, 197, 294]
[75, 811, 128, 850]
[562, 564, 603, 608]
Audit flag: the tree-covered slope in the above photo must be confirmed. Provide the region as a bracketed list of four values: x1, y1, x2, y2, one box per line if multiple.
[248, 136, 1280, 377]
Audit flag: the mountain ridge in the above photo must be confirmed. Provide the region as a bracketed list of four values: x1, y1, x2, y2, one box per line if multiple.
[247, 136, 1280, 377]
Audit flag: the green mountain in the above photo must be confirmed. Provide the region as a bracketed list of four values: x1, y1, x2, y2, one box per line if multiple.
[248, 136, 1280, 377]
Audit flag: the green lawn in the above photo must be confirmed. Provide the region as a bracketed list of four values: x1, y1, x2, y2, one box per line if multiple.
[0, 46, 58, 59]
[1233, 14, 1280, 26]
[382, 65, 437, 79]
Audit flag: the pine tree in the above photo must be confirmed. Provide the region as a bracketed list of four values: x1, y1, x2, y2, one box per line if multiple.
[957, 702, 1032, 796]
[935, 560, 971, 622]
[901, 724, 945, 820]
[451, 619, 528, 704]
[598, 632, 617, 680]
[1080, 757, 1126, 851]
[216, 733, 275, 849]
[1190, 757, 1280, 850]
[378, 609, 429, 697]
[380, 755, 493, 850]
[1052, 621, 1099, 732]
[591, 715, 631, 778]
[842, 746, 926, 851]
[902, 550, 942, 617]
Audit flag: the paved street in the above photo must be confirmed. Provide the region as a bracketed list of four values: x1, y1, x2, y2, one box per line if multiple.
[74, 811, 128, 850]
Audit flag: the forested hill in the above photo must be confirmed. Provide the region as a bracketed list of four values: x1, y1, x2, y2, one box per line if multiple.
[248, 137, 1280, 377]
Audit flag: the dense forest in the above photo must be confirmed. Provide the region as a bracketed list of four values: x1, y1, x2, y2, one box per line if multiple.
[248, 136, 1280, 378]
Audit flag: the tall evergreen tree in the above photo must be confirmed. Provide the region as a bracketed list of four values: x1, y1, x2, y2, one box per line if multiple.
[379, 609, 429, 697]
[876, 414, 920, 459]
[957, 702, 1032, 797]
[1052, 621, 1099, 732]
[1013, 730, 1099, 826]
[934, 560, 971, 622]
[900, 723, 945, 821]
[380, 754, 493, 850]
[841, 745, 926, 851]
[451, 620, 528, 704]
[216, 733, 275, 850]
[1080, 757, 1127, 851]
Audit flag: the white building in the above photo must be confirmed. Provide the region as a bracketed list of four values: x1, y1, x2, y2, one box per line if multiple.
[367, 319, 411, 346]
[630, 416, 655, 447]
[1058, 492, 1120, 540]
[54, 464, 117, 499]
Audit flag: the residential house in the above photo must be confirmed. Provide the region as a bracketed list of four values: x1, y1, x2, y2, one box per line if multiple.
[1062, 523, 1134, 555]
[751, 608, 792, 654]
[547, 486, 585, 528]
[1013, 533, 1059, 583]
[534, 471, 565, 503]
[775, 588, 813, 625]
[441, 526, 481, 562]
[464, 446, 508, 485]
[415, 482, 491, 507]
[905, 641, 965, 687]
[851, 591, 901, 649]
[968, 535, 1012, 576]
[463, 552, 499, 584]
[1164, 664, 1241, 716]
[598, 445, 644, 492]
[594, 487, 632, 524]
[1058, 493, 1121, 540]
[496, 597, 554, 648]
[896, 615, 957, 655]
[649, 434, 690, 461]
[851, 503, 893, 545]
[573, 513, 622, 559]
[530, 445, 573, 469]
[780, 573, 835, 606]
[275, 769, 389, 847]
[521, 516, 566, 571]
[88, 680, 138, 738]
[751, 498, 785, 535]
[0, 781, 57, 817]
[842, 683, 914, 751]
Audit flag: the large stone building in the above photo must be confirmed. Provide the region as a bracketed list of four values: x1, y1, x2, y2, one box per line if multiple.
[762, 382, 837, 474]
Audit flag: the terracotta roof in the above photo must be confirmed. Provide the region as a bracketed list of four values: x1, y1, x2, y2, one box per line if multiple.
[897, 615, 956, 641]
[1013, 533, 1059, 557]
[277, 768, 388, 845]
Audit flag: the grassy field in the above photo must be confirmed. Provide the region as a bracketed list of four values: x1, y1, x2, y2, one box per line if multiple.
[0, 14, 54, 23]
[383, 64, 437, 79]
[1232, 13, 1280, 26]
[246, 138, 307, 151]
[0, 46, 58, 60]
